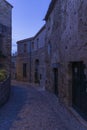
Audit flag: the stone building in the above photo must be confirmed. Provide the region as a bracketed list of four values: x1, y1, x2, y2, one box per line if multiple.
[45, 0, 87, 119]
[16, 37, 33, 82]
[16, 0, 87, 119]
[44, 0, 61, 95]
[16, 25, 46, 89]
[17, 26, 46, 87]
[0, 0, 13, 73]
[31, 25, 46, 89]
[0, 0, 12, 106]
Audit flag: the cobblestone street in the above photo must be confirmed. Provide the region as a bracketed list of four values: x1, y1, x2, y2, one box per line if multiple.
[0, 84, 87, 130]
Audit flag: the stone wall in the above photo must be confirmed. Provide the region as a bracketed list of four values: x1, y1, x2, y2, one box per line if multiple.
[0, 0, 12, 106]
[16, 55, 30, 82]
[0, 0, 12, 26]
[16, 38, 33, 82]
[58, 0, 87, 105]
[30, 26, 46, 88]
[0, 0, 12, 73]
[45, 0, 62, 93]
[16, 26, 46, 89]
[0, 77, 10, 106]
[31, 47, 46, 89]
[33, 26, 46, 50]
[45, 0, 87, 105]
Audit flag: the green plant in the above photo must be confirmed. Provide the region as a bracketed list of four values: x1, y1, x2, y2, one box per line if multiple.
[0, 69, 7, 82]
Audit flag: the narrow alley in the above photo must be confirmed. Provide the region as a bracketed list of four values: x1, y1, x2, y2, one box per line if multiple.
[0, 84, 86, 130]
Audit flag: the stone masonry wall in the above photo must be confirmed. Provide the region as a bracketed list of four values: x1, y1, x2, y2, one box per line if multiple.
[31, 47, 46, 89]
[0, 0, 12, 73]
[0, 77, 10, 106]
[16, 55, 30, 82]
[45, 0, 62, 93]
[59, 0, 87, 105]
[45, 0, 87, 105]
[16, 26, 46, 89]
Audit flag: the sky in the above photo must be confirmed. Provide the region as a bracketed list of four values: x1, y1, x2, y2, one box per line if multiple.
[7, 0, 51, 53]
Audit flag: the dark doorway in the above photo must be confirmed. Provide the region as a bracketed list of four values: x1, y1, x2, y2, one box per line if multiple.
[23, 63, 27, 78]
[35, 59, 39, 83]
[53, 68, 58, 96]
[72, 62, 87, 119]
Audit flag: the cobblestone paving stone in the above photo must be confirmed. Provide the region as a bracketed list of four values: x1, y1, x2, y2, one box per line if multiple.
[0, 85, 87, 130]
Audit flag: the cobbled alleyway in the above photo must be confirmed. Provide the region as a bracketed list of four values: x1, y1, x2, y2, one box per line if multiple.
[0, 84, 87, 130]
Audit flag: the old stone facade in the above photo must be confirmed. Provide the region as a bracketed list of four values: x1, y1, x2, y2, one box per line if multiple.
[17, 37, 33, 82]
[31, 25, 46, 89]
[16, 0, 87, 119]
[17, 26, 46, 89]
[44, 0, 61, 94]
[44, 0, 87, 119]
[0, 0, 12, 106]
[0, 0, 12, 73]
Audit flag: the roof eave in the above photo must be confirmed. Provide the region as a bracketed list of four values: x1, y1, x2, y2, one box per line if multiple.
[4, 0, 13, 8]
[44, 0, 57, 21]
[17, 37, 34, 44]
[34, 25, 45, 39]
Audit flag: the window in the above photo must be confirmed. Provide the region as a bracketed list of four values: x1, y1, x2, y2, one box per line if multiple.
[48, 42, 51, 55]
[32, 42, 34, 50]
[24, 43, 27, 53]
[0, 24, 8, 34]
[35, 59, 39, 83]
[23, 63, 27, 77]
